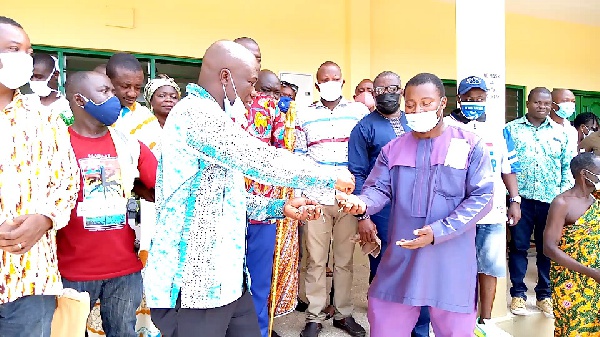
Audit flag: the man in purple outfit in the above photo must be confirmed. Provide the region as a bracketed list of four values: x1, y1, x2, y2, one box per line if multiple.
[337, 73, 494, 336]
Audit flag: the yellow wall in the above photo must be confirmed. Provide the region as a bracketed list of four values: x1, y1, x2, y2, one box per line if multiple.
[2, 0, 598, 97]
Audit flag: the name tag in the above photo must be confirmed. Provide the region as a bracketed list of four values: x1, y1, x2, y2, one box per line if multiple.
[444, 138, 471, 170]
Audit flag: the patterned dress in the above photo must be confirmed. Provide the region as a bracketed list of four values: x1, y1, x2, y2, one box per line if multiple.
[551, 200, 600, 337]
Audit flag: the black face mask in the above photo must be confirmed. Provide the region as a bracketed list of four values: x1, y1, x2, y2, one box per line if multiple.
[375, 93, 400, 115]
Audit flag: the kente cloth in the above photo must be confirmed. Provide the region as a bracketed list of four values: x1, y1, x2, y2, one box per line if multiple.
[269, 101, 300, 317]
[551, 200, 600, 337]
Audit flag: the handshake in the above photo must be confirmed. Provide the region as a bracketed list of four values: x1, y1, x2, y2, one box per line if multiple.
[282, 170, 367, 221]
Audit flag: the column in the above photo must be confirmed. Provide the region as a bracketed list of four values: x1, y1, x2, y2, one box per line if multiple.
[456, 0, 508, 318]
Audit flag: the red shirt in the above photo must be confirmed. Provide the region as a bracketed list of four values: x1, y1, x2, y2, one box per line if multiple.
[57, 128, 157, 281]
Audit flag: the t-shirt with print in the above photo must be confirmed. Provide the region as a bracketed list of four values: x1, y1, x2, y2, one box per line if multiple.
[57, 128, 157, 281]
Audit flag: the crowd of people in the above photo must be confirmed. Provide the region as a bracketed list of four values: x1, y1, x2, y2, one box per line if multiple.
[1, 14, 600, 337]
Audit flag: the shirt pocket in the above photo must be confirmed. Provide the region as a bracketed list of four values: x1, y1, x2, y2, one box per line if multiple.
[434, 165, 467, 199]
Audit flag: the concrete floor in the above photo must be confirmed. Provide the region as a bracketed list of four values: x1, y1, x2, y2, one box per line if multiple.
[274, 249, 556, 337]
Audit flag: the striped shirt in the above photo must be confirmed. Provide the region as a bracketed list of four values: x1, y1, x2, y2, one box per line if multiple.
[295, 99, 369, 205]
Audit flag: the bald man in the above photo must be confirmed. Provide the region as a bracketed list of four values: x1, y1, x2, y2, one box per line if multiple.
[550, 88, 579, 150]
[59, 71, 157, 337]
[234, 37, 261, 66]
[144, 40, 355, 337]
[235, 39, 290, 337]
[256, 69, 281, 100]
[295, 61, 369, 337]
[94, 64, 107, 75]
[353, 79, 375, 112]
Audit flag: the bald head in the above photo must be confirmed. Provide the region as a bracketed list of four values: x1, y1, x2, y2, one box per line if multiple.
[199, 40, 260, 110]
[354, 79, 373, 97]
[234, 37, 261, 66]
[256, 70, 281, 100]
[94, 64, 107, 75]
[552, 88, 576, 104]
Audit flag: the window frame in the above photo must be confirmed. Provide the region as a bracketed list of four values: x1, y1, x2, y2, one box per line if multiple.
[32, 45, 202, 93]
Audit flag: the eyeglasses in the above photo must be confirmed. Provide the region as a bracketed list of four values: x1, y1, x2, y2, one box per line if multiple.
[281, 81, 298, 93]
[374, 85, 402, 96]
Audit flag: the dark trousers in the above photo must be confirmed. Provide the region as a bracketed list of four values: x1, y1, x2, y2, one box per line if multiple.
[0, 295, 56, 337]
[246, 222, 277, 337]
[151, 291, 260, 337]
[369, 215, 430, 337]
[63, 271, 143, 337]
[508, 198, 551, 300]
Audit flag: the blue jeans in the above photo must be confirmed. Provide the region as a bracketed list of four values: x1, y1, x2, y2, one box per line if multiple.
[0, 295, 56, 336]
[62, 271, 143, 337]
[246, 222, 277, 337]
[508, 198, 551, 300]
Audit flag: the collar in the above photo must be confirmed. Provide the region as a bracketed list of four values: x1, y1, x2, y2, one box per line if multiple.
[186, 83, 217, 102]
[311, 98, 350, 110]
[517, 114, 551, 128]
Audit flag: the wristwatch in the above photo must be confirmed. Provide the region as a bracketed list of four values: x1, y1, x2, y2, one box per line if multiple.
[509, 196, 522, 204]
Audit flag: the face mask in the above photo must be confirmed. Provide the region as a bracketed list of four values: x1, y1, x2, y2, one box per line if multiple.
[78, 94, 122, 126]
[554, 102, 576, 119]
[278, 96, 292, 113]
[584, 169, 600, 191]
[460, 101, 486, 120]
[29, 74, 53, 97]
[583, 125, 594, 138]
[222, 70, 248, 126]
[0, 52, 34, 90]
[405, 101, 443, 133]
[355, 92, 376, 111]
[317, 81, 343, 102]
[375, 93, 400, 115]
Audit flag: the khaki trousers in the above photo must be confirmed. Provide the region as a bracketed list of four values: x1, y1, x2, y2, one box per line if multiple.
[305, 205, 358, 322]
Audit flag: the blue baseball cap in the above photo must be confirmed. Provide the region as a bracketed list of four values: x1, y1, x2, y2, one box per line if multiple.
[458, 76, 488, 95]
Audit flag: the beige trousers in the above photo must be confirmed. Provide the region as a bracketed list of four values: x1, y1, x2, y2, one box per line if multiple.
[304, 205, 358, 322]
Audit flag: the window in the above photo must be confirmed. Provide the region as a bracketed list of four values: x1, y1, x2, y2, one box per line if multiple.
[32, 45, 202, 103]
[442, 80, 525, 123]
[572, 89, 600, 121]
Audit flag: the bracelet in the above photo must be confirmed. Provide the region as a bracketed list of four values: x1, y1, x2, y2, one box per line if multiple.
[355, 214, 370, 221]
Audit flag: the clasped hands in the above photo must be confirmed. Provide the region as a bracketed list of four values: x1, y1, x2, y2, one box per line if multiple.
[335, 193, 434, 249]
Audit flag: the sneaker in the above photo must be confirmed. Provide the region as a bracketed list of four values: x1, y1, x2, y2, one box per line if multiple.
[536, 298, 554, 318]
[510, 297, 528, 315]
[474, 318, 487, 337]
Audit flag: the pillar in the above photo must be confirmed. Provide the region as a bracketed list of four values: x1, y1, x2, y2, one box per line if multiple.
[456, 0, 508, 318]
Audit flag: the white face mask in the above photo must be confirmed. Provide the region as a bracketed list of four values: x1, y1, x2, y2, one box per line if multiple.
[584, 169, 600, 191]
[406, 101, 443, 133]
[222, 70, 248, 127]
[318, 80, 343, 102]
[583, 125, 595, 138]
[0, 52, 34, 90]
[29, 73, 53, 97]
[554, 101, 576, 119]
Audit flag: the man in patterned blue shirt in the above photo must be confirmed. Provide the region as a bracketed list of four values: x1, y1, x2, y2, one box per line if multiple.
[505, 87, 575, 318]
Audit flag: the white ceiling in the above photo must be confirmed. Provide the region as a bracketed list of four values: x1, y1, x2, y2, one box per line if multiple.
[436, 0, 600, 27]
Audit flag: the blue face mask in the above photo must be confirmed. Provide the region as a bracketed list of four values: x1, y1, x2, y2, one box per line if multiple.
[78, 95, 122, 126]
[278, 96, 292, 112]
[460, 101, 486, 120]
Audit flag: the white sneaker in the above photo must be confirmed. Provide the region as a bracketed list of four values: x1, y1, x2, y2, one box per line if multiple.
[536, 298, 554, 318]
[510, 297, 528, 316]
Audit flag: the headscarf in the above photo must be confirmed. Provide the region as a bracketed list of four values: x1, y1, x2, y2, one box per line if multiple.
[143, 74, 181, 110]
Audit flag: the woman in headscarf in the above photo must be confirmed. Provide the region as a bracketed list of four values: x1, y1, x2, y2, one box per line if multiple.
[143, 74, 181, 130]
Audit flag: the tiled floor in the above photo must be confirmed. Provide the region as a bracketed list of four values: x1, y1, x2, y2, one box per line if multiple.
[275, 250, 555, 336]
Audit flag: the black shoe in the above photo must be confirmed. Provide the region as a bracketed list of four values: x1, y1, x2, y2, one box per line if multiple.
[300, 322, 323, 337]
[295, 299, 309, 312]
[271, 331, 282, 337]
[333, 316, 366, 337]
